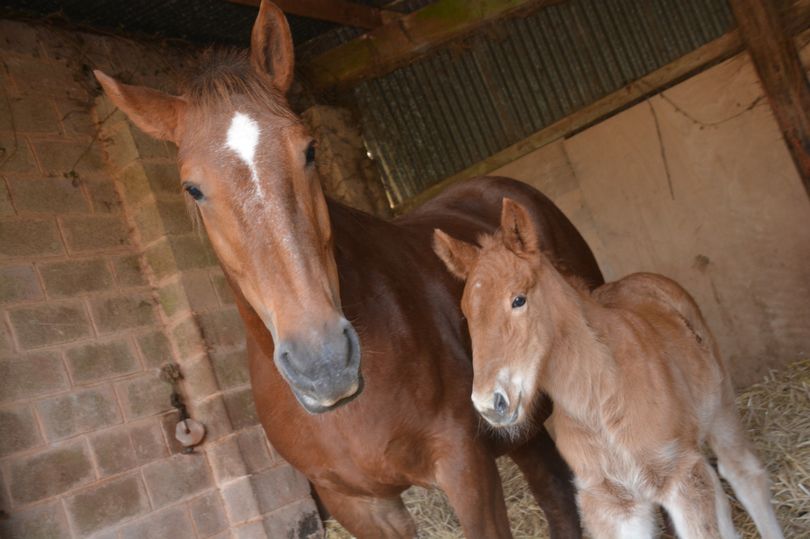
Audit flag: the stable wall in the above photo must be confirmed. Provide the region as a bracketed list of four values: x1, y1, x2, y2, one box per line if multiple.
[493, 50, 810, 387]
[0, 19, 322, 539]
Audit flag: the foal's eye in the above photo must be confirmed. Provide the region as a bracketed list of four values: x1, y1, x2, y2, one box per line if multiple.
[184, 184, 204, 201]
[305, 141, 316, 166]
[511, 295, 527, 309]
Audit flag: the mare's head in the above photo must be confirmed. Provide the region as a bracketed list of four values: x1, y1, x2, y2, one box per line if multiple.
[94, 0, 361, 414]
[434, 199, 563, 429]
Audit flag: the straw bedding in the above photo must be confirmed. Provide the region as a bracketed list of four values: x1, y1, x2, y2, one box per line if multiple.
[325, 359, 810, 538]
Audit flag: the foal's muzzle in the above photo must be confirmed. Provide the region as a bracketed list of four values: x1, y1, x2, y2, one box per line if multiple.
[273, 318, 363, 414]
[473, 389, 522, 427]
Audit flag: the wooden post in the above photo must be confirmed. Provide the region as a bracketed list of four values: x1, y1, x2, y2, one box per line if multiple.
[729, 0, 810, 196]
[227, 0, 397, 29]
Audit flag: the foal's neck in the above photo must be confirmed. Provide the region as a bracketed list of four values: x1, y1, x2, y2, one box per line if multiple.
[539, 271, 615, 425]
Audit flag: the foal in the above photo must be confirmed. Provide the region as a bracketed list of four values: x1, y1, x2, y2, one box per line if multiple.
[434, 198, 783, 539]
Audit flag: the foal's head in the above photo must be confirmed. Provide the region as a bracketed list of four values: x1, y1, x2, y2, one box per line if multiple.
[434, 199, 566, 428]
[95, 0, 361, 414]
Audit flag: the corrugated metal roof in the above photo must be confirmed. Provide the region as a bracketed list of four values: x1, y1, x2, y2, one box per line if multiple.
[353, 0, 734, 207]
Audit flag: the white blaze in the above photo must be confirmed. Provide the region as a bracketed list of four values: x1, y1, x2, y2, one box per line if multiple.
[225, 112, 262, 198]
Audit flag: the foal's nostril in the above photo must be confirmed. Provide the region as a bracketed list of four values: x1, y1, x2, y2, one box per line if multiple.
[493, 391, 508, 416]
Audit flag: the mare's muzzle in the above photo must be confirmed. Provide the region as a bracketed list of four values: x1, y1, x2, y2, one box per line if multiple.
[273, 318, 363, 414]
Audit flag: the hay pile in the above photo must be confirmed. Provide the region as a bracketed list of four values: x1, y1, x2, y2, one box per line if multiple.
[325, 359, 810, 538]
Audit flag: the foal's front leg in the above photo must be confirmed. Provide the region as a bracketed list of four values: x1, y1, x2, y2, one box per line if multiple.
[434, 438, 513, 539]
[577, 484, 655, 539]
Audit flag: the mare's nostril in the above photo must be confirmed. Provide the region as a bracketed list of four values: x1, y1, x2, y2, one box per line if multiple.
[493, 391, 508, 416]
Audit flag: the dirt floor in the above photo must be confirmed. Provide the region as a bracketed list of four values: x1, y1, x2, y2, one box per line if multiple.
[325, 359, 810, 538]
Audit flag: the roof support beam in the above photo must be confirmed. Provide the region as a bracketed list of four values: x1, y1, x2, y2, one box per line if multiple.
[729, 0, 810, 197]
[227, 0, 397, 30]
[302, 0, 558, 91]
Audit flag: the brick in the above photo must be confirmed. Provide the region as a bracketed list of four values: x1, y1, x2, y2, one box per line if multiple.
[85, 178, 122, 213]
[223, 386, 259, 429]
[144, 237, 178, 279]
[237, 426, 274, 473]
[130, 419, 168, 462]
[0, 265, 43, 303]
[116, 372, 172, 420]
[120, 505, 195, 539]
[9, 301, 91, 348]
[0, 405, 43, 457]
[38, 386, 121, 440]
[141, 452, 213, 506]
[0, 501, 70, 539]
[211, 272, 236, 305]
[253, 465, 311, 514]
[89, 293, 156, 334]
[0, 321, 14, 356]
[64, 474, 150, 536]
[133, 203, 163, 243]
[192, 393, 232, 442]
[264, 499, 322, 539]
[181, 271, 220, 311]
[143, 163, 181, 195]
[7, 177, 88, 214]
[211, 348, 250, 389]
[112, 254, 147, 286]
[182, 354, 219, 397]
[61, 214, 129, 252]
[171, 316, 205, 358]
[198, 309, 245, 348]
[39, 258, 113, 297]
[32, 139, 105, 177]
[0, 351, 69, 401]
[207, 435, 249, 485]
[0, 20, 45, 56]
[118, 162, 151, 205]
[0, 96, 60, 134]
[54, 98, 97, 137]
[8, 439, 94, 504]
[0, 135, 37, 174]
[190, 490, 228, 537]
[157, 280, 190, 318]
[158, 199, 193, 235]
[0, 218, 63, 257]
[0, 179, 14, 216]
[136, 330, 174, 368]
[172, 234, 217, 269]
[65, 339, 139, 384]
[4, 56, 82, 99]
[221, 476, 261, 524]
[130, 125, 170, 159]
[234, 520, 266, 539]
[89, 426, 138, 476]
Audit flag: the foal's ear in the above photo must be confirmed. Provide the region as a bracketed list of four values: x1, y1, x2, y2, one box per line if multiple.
[250, 0, 295, 94]
[500, 198, 540, 255]
[94, 70, 186, 144]
[433, 229, 480, 280]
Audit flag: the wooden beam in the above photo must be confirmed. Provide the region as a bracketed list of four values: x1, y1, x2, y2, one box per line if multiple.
[227, 0, 397, 30]
[302, 0, 557, 91]
[729, 0, 810, 196]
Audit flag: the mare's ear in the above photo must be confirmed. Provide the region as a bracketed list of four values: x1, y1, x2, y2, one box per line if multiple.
[433, 229, 480, 281]
[500, 198, 540, 255]
[94, 70, 186, 144]
[250, 0, 294, 94]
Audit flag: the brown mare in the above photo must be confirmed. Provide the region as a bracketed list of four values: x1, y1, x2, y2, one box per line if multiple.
[95, 2, 604, 536]
[434, 199, 784, 539]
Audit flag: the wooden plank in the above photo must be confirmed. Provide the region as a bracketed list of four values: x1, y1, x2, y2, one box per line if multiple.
[302, 0, 557, 91]
[729, 0, 810, 195]
[396, 31, 746, 213]
[227, 0, 397, 30]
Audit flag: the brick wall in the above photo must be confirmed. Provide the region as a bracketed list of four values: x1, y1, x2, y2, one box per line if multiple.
[0, 19, 323, 539]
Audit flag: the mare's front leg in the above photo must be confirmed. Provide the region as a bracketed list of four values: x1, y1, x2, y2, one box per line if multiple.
[434, 438, 513, 539]
[509, 426, 583, 539]
[314, 485, 416, 539]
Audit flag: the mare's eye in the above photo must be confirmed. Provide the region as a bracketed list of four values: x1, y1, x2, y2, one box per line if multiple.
[184, 184, 204, 201]
[305, 141, 316, 166]
[512, 295, 527, 309]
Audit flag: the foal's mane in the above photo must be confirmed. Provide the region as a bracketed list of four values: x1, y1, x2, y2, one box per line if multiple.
[183, 48, 295, 121]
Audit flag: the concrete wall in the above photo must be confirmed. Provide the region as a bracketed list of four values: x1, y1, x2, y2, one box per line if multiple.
[0, 20, 321, 539]
[493, 51, 810, 387]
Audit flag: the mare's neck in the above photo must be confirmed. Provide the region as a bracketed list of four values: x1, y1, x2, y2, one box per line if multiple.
[539, 274, 615, 425]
